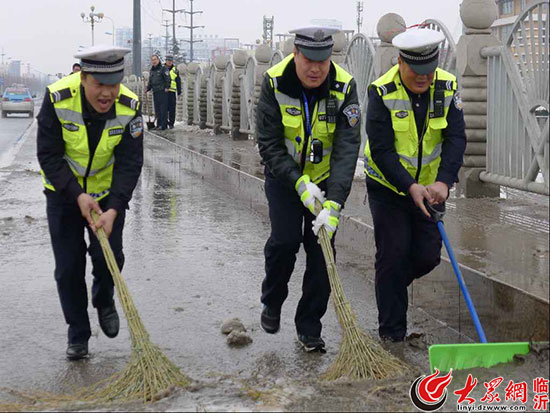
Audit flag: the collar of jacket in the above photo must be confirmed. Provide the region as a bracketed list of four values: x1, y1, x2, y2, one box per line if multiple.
[151, 63, 162, 71]
[276, 57, 336, 100]
[80, 85, 116, 121]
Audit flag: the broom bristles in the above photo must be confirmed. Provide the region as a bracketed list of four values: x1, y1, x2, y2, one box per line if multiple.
[316, 202, 408, 381]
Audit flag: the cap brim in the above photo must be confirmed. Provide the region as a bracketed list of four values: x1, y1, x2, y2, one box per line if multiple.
[408, 59, 438, 75]
[87, 71, 124, 85]
[297, 46, 332, 62]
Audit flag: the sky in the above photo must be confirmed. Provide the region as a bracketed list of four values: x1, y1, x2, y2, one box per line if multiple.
[0, 0, 464, 77]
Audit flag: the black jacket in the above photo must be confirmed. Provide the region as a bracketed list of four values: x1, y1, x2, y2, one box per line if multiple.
[257, 59, 361, 207]
[147, 63, 171, 93]
[37, 86, 143, 213]
[365, 82, 466, 193]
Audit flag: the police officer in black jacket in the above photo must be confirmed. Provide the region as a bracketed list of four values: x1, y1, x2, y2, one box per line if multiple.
[257, 26, 361, 352]
[365, 28, 466, 342]
[146, 54, 171, 130]
[37, 45, 143, 360]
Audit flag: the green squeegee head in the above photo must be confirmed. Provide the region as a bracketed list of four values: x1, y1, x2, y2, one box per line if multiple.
[429, 342, 531, 373]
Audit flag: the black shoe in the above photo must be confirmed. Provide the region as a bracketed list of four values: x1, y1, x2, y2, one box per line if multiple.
[66, 342, 88, 360]
[168, 124, 174, 129]
[160, 127, 167, 130]
[298, 334, 326, 353]
[260, 305, 280, 334]
[98, 305, 120, 338]
[380, 334, 405, 343]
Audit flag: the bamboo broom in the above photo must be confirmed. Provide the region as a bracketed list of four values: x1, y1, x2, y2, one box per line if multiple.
[314, 201, 408, 380]
[64, 210, 191, 403]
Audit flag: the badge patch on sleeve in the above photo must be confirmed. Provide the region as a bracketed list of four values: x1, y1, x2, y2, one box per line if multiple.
[343, 104, 360, 128]
[129, 116, 144, 138]
[453, 91, 463, 111]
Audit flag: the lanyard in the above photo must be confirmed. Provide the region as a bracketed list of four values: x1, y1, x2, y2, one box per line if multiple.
[302, 91, 313, 138]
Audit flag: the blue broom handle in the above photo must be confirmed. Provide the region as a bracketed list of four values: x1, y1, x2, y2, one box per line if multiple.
[437, 221, 488, 343]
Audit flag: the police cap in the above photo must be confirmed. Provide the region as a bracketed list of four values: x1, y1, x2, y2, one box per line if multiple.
[289, 26, 340, 62]
[392, 27, 445, 75]
[74, 45, 131, 85]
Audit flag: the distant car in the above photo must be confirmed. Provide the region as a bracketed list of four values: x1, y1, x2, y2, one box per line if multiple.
[1, 87, 35, 118]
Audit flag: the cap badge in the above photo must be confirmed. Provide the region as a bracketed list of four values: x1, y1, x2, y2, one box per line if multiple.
[313, 29, 325, 41]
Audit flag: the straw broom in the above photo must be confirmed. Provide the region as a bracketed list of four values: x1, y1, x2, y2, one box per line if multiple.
[314, 202, 408, 381]
[66, 210, 191, 403]
[0, 212, 189, 410]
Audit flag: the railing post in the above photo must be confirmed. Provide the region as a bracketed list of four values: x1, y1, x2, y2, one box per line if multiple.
[374, 13, 406, 78]
[456, 0, 501, 197]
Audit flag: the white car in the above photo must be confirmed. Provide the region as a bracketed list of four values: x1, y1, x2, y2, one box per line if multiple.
[1, 87, 35, 117]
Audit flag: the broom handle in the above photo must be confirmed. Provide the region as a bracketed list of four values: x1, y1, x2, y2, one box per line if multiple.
[437, 221, 488, 343]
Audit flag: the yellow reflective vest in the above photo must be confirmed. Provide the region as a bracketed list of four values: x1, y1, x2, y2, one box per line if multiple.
[169, 67, 178, 93]
[266, 54, 354, 184]
[364, 64, 457, 195]
[41, 72, 140, 201]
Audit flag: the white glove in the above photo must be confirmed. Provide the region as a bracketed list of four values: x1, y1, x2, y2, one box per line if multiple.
[312, 200, 341, 239]
[295, 175, 326, 214]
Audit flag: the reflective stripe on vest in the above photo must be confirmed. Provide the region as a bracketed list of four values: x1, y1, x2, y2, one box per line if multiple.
[266, 54, 354, 184]
[41, 72, 138, 201]
[364, 65, 456, 195]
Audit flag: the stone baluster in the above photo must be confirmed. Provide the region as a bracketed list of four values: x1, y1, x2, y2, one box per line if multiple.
[374, 13, 406, 78]
[455, 0, 500, 197]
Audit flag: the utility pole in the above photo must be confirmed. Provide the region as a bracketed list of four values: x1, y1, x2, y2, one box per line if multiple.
[262, 16, 274, 48]
[1, 48, 5, 65]
[356, 1, 364, 34]
[162, 20, 171, 57]
[162, 0, 184, 58]
[133, 0, 141, 76]
[147, 33, 154, 59]
[179, 0, 204, 62]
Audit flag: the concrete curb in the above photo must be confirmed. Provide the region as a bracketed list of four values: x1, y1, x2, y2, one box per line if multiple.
[146, 131, 548, 342]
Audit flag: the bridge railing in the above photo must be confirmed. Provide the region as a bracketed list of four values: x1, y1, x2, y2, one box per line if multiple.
[479, 1, 549, 195]
[126, 2, 548, 197]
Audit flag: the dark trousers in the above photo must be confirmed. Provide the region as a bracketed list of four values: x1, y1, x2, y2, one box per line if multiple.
[45, 191, 126, 344]
[366, 178, 442, 341]
[153, 90, 168, 129]
[167, 92, 177, 127]
[261, 173, 334, 337]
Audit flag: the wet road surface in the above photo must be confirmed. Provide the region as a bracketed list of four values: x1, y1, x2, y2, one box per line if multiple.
[0, 124, 547, 411]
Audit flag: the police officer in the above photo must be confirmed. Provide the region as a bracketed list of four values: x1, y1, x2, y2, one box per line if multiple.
[37, 45, 144, 360]
[146, 54, 171, 130]
[364, 27, 466, 342]
[164, 55, 181, 129]
[258, 26, 361, 352]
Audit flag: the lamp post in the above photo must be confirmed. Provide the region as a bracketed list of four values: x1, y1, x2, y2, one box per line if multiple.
[102, 15, 116, 46]
[80, 5, 104, 46]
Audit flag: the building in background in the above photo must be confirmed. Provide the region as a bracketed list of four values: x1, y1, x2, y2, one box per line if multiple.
[491, 0, 537, 41]
[116, 27, 134, 48]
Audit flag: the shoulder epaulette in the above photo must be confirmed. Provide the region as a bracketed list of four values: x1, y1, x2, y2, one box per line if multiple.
[331, 80, 348, 94]
[50, 87, 72, 103]
[118, 94, 140, 111]
[377, 82, 397, 96]
[435, 79, 456, 91]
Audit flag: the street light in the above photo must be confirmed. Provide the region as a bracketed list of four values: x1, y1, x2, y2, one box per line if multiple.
[101, 15, 116, 46]
[81, 5, 104, 46]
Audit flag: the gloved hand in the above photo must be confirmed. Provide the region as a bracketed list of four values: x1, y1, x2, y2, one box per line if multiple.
[312, 200, 341, 239]
[295, 174, 326, 215]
